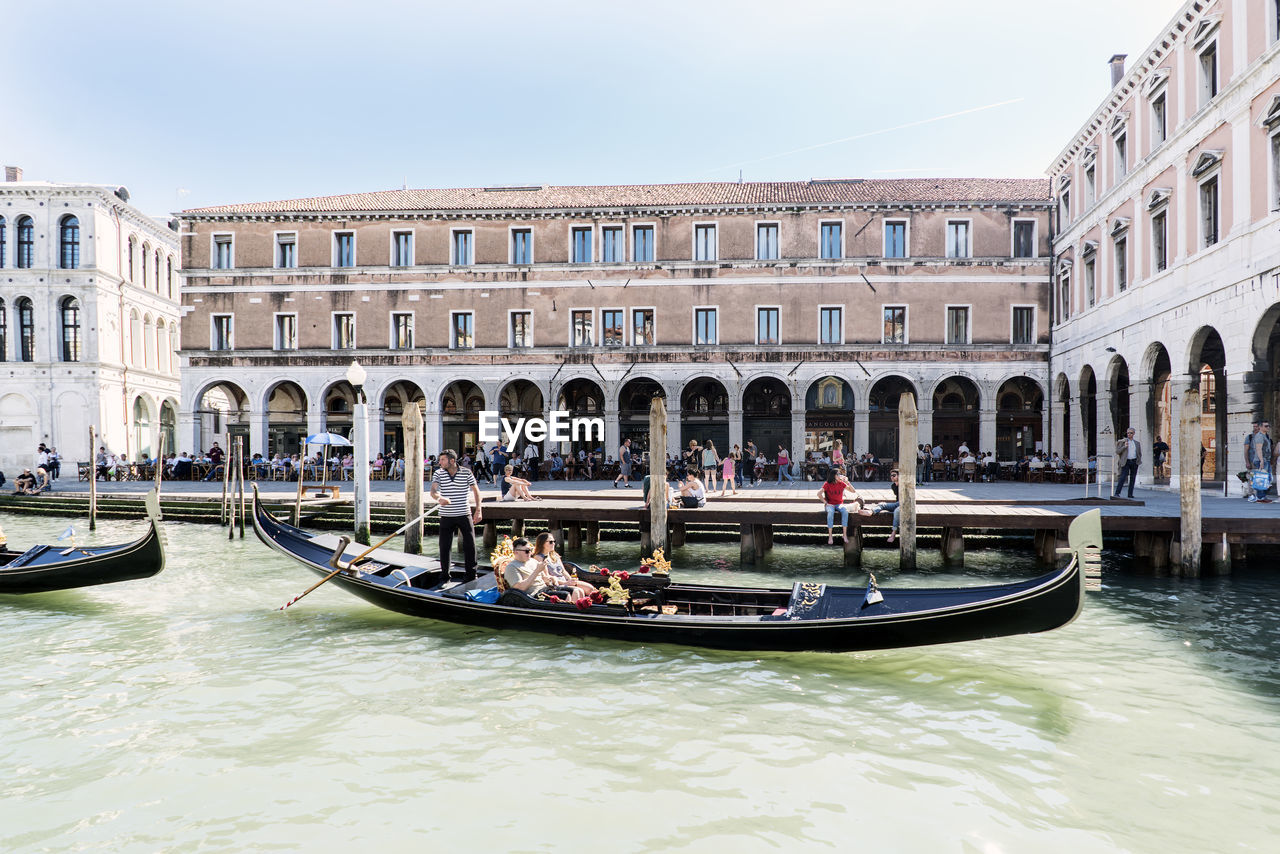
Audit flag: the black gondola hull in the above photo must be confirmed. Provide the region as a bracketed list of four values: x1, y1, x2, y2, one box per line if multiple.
[0, 493, 166, 594]
[254, 490, 1087, 653]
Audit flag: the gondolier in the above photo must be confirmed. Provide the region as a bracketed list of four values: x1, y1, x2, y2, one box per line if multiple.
[430, 449, 483, 581]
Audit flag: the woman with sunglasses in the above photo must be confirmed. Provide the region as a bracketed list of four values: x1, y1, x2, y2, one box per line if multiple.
[533, 531, 596, 601]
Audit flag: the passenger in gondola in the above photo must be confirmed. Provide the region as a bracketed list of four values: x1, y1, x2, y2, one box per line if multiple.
[502, 538, 577, 601]
[532, 532, 595, 601]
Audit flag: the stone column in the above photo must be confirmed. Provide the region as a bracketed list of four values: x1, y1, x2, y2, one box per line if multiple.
[853, 409, 869, 454]
[306, 405, 324, 442]
[1096, 391, 1113, 492]
[179, 410, 200, 456]
[916, 405, 934, 448]
[424, 402, 442, 458]
[666, 406, 682, 459]
[728, 409, 743, 452]
[604, 410, 621, 458]
[249, 410, 269, 459]
[352, 399, 370, 545]
[790, 410, 806, 473]
[978, 408, 996, 455]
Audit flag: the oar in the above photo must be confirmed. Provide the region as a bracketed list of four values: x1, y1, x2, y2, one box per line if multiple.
[277, 503, 442, 611]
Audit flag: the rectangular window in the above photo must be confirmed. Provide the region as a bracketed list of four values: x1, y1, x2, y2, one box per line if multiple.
[602, 309, 624, 346]
[884, 221, 907, 258]
[601, 227, 624, 263]
[1152, 210, 1168, 273]
[819, 306, 842, 345]
[1272, 133, 1280, 212]
[211, 315, 233, 351]
[274, 314, 298, 350]
[1085, 259, 1096, 307]
[1085, 166, 1096, 206]
[632, 308, 655, 345]
[571, 310, 593, 347]
[882, 307, 906, 344]
[333, 313, 356, 349]
[452, 230, 473, 266]
[511, 229, 532, 265]
[1012, 307, 1035, 345]
[510, 311, 532, 348]
[633, 225, 654, 262]
[1114, 132, 1127, 181]
[946, 306, 970, 345]
[820, 222, 842, 259]
[392, 231, 413, 267]
[1114, 236, 1128, 292]
[945, 221, 971, 259]
[1201, 176, 1219, 247]
[1059, 270, 1071, 321]
[1151, 93, 1167, 147]
[391, 313, 414, 350]
[1059, 190, 1071, 225]
[275, 233, 297, 269]
[756, 307, 780, 345]
[571, 227, 593, 263]
[1013, 221, 1036, 258]
[334, 232, 354, 268]
[756, 223, 779, 260]
[1199, 43, 1218, 105]
[451, 311, 474, 349]
[695, 307, 717, 345]
[213, 235, 233, 269]
[694, 224, 717, 261]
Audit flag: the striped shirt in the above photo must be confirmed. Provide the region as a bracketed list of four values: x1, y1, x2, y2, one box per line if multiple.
[431, 466, 476, 517]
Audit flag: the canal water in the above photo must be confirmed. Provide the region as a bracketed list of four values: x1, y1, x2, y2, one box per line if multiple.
[1, 512, 1277, 853]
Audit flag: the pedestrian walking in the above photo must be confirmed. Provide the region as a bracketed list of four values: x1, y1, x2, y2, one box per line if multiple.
[614, 438, 633, 488]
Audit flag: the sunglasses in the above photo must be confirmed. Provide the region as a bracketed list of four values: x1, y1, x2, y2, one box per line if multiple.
[514, 547, 530, 554]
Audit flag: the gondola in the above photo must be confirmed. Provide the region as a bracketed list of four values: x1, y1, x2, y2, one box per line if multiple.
[253, 488, 1093, 653]
[0, 490, 166, 594]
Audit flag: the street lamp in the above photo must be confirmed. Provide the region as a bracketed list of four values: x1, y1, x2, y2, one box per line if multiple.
[346, 360, 367, 403]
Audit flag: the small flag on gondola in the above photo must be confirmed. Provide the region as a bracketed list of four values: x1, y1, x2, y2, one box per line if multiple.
[863, 573, 883, 607]
[57, 525, 76, 541]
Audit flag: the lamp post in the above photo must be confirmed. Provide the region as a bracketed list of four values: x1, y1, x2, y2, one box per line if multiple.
[347, 360, 371, 545]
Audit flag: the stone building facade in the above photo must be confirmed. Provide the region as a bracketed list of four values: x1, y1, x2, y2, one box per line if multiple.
[176, 179, 1052, 466]
[1048, 0, 1280, 490]
[0, 169, 181, 474]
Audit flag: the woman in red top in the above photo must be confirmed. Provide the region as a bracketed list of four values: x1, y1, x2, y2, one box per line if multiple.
[819, 470, 864, 544]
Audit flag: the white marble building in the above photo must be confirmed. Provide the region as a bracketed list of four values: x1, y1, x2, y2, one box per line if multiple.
[1047, 0, 1280, 491]
[0, 168, 181, 476]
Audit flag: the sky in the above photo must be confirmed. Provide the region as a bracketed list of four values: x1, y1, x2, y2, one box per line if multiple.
[2, 0, 1186, 219]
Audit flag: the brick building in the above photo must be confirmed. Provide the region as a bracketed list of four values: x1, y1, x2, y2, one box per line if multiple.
[175, 179, 1051, 466]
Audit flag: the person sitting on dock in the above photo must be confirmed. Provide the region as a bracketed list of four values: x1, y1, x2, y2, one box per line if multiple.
[500, 464, 538, 501]
[533, 532, 595, 601]
[859, 469, 901, 543]
[678, 472, 707, 507]
[819, 470, 863, 545]
[13, 468, 38, 496]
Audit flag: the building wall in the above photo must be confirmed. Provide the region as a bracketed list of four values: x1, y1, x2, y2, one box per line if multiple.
[1048, 0, 1280, 492]
[0, 180, 181, 474]
[176, 187, 1052, 464]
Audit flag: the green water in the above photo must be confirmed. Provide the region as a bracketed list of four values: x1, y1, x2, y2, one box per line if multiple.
[1, 513, 1277, 852]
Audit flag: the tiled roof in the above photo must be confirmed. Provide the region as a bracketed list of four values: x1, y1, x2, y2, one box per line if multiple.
[182, 179, 1051, 215]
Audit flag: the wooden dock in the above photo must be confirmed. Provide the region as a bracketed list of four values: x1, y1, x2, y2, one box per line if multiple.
[478, 489, 1278, 573]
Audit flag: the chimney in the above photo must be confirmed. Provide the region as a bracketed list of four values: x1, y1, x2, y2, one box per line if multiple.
[4, 166, 22, 182]
[1109, 54, 1127, 88]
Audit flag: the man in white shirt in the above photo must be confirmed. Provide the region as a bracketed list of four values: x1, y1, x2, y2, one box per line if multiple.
[1113, 427, 1142, 499]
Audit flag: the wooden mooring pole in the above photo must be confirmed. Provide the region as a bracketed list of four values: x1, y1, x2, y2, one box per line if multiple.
[404, 402, 425, 555]
[1177, 388, 1202, 577]
[649, 395, 668, 557]
[898, 391, 917, 570]
[88, 425, 97, 531]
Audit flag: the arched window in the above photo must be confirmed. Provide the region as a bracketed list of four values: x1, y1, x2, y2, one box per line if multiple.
[130, 310, 142, 365]
[141, 242, 151, 287]
[154, 249, 161, 291]
[166, 256, 174, 298]
[143, 315, 155, 369]
[17, 297, 34, 361]
[61, 296, 81, 362]
[17, 216, 34, 268]
[168, 322, 178, 373]
[127, 236, 137, 282]
[0, 298, 7, 360]
[60, 216, 80, 269]
[156, 322, 167, 373]
[0, 217, 7, 268]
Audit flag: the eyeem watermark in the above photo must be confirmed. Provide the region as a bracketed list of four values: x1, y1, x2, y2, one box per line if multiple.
[478, 410, 604, 446]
